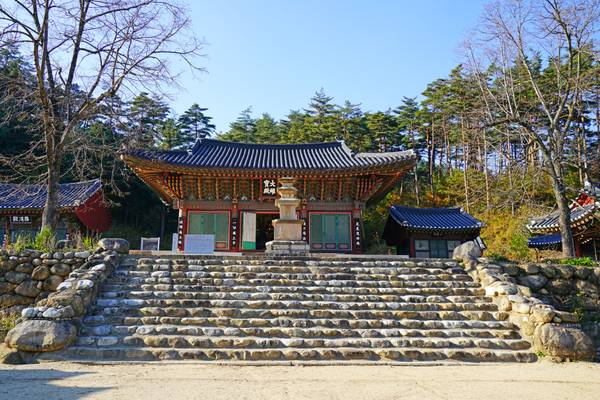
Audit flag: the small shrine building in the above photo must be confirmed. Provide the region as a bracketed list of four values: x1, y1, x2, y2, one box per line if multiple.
[382, 206, 483, 258]
[0, 179, 111, 245]
[527, 185, 600, 258]
[123, 139, 415, 253]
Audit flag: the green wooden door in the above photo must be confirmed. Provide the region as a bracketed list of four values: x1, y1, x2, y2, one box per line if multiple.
[188, 212, 229, 250]
[309, 213, 351, 251]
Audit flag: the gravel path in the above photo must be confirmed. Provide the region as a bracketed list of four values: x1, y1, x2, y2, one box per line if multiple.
[1, 361, 599, 400]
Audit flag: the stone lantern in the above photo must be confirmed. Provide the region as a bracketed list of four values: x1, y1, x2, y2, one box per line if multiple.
[265, 177, 310, 256]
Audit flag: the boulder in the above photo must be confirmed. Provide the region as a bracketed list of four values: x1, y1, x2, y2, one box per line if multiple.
[533, 323, 595, 362]
[520, 264, 540, 274]
[530, 304, 555, 324]
[97, 238, 129, 254]
[4, 271, 30, 284]
[502, 264, 519, 277]
[42, 275, 63, 291]
[540, 264, 557, 279]
[452, 241, 482, 262]
[50, 263, 71, 277]
[0, 282, 16, 294]
[31, 265, 50, 281]
[0, 294, 31, 307]
[574, 267, 591, 280]
[557, 265, 574, 279]
[5, 320, 76, 352]
[74, 251, 90, 259]
[517, 274, 548, 291]
[547, 279, 572, 295]
[14, 263, 33, 274]
[14, 281, 40, 298]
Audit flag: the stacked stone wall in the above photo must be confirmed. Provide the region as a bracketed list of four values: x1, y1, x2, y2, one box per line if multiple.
[2, 239, 128, 354]
[464, 258, 597, 361]
[0, 250, 91, 314]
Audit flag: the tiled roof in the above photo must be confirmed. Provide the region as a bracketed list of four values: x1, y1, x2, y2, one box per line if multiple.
[527, 234, 562, 249]
[0, 179, 103, 210]
[388, 205, 483, 232]
[125, 138, 415, 171]
[527, 204, 597, 233]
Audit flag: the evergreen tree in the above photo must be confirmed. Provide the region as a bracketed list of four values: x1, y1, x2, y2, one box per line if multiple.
[178, 103, 215, 144]
[157, 118, 182, 150]
[303, 88, 341, 142]
[128, 92, 170, 148]
[254, 113, 280, 143]
[219, 107, 257, 143]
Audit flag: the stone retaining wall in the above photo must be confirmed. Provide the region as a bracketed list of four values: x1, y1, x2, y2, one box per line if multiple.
[463, 258, 596, 361]
[3, 240, 128, 354]
[0, 250, 91, 314]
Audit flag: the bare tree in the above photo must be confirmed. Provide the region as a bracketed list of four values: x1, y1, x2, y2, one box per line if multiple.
[466, 0, 600, 257]
[0, 0, 203, 229]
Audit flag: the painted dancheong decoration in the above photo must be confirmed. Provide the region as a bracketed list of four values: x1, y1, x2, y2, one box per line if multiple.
[122, 138, 415, 253]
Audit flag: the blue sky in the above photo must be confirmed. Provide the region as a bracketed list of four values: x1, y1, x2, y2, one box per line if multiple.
[170, 0, 488, 132]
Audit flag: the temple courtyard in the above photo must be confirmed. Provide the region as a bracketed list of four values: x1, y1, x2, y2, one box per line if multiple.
[1, 361, 599, 400]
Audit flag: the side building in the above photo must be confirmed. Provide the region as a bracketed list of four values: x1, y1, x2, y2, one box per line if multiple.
[382, 205, 483, 258]
[122, 139, 415, 253]
[527, 185, 600, 258]
[0, 179, 111, 245]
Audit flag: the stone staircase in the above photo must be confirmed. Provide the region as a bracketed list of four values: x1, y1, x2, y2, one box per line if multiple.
[63, 256, 536, 363]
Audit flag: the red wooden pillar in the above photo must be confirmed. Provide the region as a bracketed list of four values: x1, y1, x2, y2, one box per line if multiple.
[409, 238, 415, 258]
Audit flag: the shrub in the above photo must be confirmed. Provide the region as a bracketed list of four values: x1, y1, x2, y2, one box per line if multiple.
[8, 234, 33, 253]
[559, 257, 597, 268]
[33, 226, 57, 252]
[0, 312, 19, 332]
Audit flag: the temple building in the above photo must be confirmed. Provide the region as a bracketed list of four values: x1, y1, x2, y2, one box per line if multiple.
[123, 138, 415, 253]
[0, 179, 111, 245]
[527, 185, 600, 258]
[382, 205, 483, 258]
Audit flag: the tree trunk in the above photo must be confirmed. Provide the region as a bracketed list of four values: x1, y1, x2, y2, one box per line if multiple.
[41, 157, 61, 230]
[552, 178, 575, 258]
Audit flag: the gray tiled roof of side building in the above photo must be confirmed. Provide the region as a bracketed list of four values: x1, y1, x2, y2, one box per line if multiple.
[0, 179, 102, 210]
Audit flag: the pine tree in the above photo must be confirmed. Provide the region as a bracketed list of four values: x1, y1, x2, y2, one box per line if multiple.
[303, 88, 341, 142]
[157, 118, 182, 150]
[128, 92, 170, 148]
[254, 113, 280, 143]
[178, 103, 215, 144]
[219, 107, 256, 143]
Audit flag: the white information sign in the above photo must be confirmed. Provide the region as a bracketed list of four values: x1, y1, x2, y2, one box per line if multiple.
[184, 234, 215, 254]
[172, 233, 179, 252]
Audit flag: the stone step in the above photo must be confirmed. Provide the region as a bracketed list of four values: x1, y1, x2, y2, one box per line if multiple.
[99, 290, 492, 304]
[82, 315, 517, 331]
[136, 259, 458, 268]
[131, 269, 470, 279]
[80, 323, 522, 340]
[75, 334, 531, 351]
[117, 268, 472, 280]
[100, 283, 485, 297]
[64, 345, 537, 362]
[90, 305, 506, 322]
[104, 277, 482, 290]
[93, 298, 499, 312]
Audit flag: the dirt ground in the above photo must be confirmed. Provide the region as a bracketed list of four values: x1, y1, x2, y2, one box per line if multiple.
[1, 361, 600, 400]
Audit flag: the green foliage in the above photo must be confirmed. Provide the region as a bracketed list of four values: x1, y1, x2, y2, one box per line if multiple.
[0, 312, 19, 332]
[479, 210, 536, 262]
[559, 257, 598, 268]
[534, 350, 546, 358]
[33, 227, 56, 252]
[7, 234, 33, 253]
